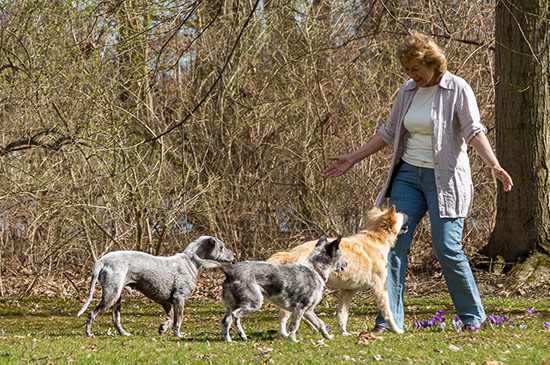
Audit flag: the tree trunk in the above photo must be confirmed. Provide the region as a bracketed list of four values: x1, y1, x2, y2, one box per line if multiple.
[484, 0, 550, 264]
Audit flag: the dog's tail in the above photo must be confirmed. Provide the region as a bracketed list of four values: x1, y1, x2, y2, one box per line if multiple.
[77, 261, 103, 317]
[192, 254, 230, 273]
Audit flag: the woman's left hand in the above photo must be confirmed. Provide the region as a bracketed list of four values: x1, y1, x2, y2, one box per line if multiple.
[493, 166, 513, 192]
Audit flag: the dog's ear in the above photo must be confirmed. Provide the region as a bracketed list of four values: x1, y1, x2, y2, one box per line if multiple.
[326, 236, 342, 256]
[385, 205, 397, 227]
[314, 234, 328, 250]
[199, 236, 217, 253]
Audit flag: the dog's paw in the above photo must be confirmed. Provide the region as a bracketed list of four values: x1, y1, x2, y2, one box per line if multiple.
[324, 333, 334, 340]
[339, 331, 352, 336]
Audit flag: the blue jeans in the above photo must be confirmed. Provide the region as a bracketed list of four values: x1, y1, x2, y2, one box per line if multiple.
[375, 161, 486, 329]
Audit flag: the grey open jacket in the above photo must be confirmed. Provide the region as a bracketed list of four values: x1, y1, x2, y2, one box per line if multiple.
[375, 71, 487, 218]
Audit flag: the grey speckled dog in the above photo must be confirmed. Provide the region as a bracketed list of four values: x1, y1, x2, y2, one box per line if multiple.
[77, 236, 235, 337]
[198, 235, 346, 342]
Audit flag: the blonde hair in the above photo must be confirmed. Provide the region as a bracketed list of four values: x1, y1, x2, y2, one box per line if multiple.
[397, 31, 447, 78]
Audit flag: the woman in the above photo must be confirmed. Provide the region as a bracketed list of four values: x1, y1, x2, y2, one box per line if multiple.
[324, 31, 513, 332]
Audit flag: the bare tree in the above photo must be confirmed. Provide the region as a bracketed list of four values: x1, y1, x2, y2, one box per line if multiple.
[483, 0, 550, 284]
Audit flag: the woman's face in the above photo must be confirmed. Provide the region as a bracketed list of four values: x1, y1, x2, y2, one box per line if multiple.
[402, 58, 439, 87]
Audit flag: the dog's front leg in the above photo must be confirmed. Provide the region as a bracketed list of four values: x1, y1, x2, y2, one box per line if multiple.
[336, 289, 357, 336]
[288, 309, 305, 342]
[278, 309, 291, 337]
[303, 310, 333, 340]
[172, 297, 185, 337]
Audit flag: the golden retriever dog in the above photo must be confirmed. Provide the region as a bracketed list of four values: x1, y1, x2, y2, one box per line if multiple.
[267, 205, 407, 335]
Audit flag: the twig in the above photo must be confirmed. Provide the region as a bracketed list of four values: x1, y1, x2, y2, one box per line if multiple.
[63, 272, 80, 293]
[146, 0, 262, 142]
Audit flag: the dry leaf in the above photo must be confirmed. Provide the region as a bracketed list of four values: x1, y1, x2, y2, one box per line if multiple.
[448, 344, 460, 351]
[356, 330, 375, 345]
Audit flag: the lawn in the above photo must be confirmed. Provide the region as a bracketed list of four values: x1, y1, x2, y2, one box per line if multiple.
[0, 294, 549, 364]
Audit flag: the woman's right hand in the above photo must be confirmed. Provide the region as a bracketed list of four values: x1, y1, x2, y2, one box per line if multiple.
[324, 155, 354, 178]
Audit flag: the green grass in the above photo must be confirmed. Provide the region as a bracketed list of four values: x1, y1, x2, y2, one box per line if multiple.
[0, 295, 549, 364]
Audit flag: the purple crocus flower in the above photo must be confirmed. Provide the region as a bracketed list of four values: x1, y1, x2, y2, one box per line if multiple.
[436, 310, 445, 316]
[543, 322, 550, 329]
[420, 320, 429, 328]
[451, 317, 462, 333]
[487, 314, 509, 326]
[527, 308, 536, 314]
[518, 324, 527, 329]
[428, 317, 438, 326]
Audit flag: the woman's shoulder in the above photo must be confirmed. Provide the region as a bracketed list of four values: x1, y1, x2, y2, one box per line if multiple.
[441, 72, 472, 91]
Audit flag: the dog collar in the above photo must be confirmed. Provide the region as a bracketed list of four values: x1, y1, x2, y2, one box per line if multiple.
[312, 263, 326, 282]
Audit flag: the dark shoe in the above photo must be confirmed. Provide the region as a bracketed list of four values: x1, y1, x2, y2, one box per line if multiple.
[370, 325, 390, 333]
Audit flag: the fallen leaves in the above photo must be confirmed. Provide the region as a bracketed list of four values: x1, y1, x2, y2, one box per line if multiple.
[356, 330, 375, 345]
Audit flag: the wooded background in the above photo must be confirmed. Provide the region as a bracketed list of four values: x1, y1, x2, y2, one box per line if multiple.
[0, 0, 502, 292]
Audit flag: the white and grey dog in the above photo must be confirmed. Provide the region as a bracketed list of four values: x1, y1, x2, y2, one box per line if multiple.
[77, 236, 235, 337]
[198, 235, 346, 342]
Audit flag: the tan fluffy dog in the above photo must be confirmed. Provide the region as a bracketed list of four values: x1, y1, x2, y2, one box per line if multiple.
[267, 206, 407, 335]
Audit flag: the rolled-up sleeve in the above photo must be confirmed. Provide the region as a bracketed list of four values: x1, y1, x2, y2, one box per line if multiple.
[456, 82, 487, 143]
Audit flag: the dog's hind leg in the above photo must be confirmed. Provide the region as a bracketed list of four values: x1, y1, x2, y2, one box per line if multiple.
[222, 297, 262, 342]
[221, 308, 234, 342]
[85, 288, 122, 337]
[303, 310, 333, 340]
[112, 297, 131, 336]
[158, 304, 173, 335]
[84, 271, 126, 337]
[337, 289, 358, 336]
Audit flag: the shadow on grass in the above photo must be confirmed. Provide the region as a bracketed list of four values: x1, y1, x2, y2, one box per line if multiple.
[176, 330, 280, 343]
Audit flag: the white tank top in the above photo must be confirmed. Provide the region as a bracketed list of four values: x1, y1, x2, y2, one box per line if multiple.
[402, 85, 438, 168]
